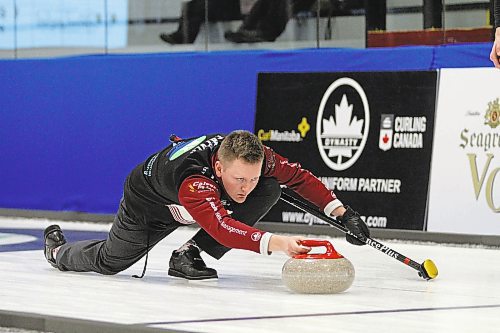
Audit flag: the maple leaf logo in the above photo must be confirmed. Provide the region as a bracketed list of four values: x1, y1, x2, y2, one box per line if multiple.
[321, 95, 364, 160]
[382, 134, 389, 143]
[316, 77, 370, 171]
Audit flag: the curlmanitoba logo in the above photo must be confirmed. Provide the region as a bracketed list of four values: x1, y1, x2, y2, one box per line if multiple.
[258, 117, 311, 142]
[316, 78, 370, 171]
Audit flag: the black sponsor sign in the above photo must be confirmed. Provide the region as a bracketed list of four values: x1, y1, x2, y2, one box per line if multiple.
[255, 72, 437, 230]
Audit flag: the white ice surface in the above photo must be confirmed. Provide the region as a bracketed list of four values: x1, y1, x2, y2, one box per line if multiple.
[1, 217, 500, 333]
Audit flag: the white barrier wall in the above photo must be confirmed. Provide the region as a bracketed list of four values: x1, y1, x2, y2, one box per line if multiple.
[0, 0, 128, 49]
[427, 68, 500, 235]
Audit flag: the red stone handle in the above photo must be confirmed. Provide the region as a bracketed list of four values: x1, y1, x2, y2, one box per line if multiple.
[294, 240, 343, 259]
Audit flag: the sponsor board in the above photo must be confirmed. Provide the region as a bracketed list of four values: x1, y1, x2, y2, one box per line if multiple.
[427, 68, 500, 235]
[255, 72, 437, 230]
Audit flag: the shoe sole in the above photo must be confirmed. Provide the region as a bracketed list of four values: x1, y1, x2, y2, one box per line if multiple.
[44, 224, 66, 268]
[44, 224, 62, 239]
[168, 268, 218, 280]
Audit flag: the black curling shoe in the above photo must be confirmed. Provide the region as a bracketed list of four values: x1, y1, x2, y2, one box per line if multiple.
[168, 246, 218, 280]
[44, 224, 66, 268]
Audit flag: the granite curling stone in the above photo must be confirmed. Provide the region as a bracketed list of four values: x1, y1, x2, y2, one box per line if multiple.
[282, 240, 354, 294]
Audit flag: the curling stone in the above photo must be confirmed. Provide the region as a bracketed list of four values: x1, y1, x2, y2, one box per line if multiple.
[282, 240, 354, 294]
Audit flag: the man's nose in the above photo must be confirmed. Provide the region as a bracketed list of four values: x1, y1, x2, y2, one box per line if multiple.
[241, 182, 250, 192]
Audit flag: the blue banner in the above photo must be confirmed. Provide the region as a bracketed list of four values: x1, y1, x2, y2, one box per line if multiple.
[0, 43, 493, 213]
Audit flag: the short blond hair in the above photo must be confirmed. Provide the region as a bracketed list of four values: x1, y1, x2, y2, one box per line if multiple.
[218, 130, 264, 164]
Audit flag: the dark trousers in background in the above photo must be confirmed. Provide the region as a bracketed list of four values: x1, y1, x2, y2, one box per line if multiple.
[55, 177, 281, 274]
[176, 0, 241, 43]
[241, 0, 316, 40]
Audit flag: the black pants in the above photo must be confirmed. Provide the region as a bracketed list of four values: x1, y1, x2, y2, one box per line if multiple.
[242, 0, 316, 40]
[176, 0, 241, 43]
[55, 177, 281, 274]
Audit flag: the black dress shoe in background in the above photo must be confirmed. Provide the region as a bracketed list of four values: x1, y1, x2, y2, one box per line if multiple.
[160, 30, 198, 44]
[224, 29, 275, 43]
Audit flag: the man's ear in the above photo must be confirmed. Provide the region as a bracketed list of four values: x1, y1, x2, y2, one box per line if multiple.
[214, 160, 223, 177]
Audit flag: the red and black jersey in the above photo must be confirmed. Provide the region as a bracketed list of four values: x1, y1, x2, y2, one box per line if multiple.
[124, 133, 341, 254]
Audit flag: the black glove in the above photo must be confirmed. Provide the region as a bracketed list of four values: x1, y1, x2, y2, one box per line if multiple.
[339, 206, 370, 246]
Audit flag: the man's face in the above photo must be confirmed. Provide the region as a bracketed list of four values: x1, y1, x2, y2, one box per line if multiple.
[215, 158, 262, 203]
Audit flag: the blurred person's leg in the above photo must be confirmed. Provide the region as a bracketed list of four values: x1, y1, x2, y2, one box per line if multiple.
[210, 0, 241, 22]
[160, 0, 204, 44]
[161, 0, 240, 45]
[225, 0, 285, 42]
[255, 0, 289, 40]
[225, 0, 316, 43]
[241, 0, 270, 30]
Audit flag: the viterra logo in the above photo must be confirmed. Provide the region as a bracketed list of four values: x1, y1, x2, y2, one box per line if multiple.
[316, 78, 370, 171]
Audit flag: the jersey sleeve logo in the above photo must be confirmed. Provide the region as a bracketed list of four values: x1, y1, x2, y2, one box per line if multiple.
[188, 180, 218, 193]
[251, 232, 262, 242]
